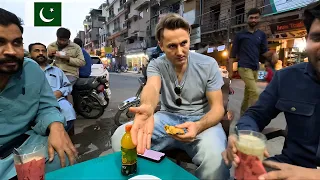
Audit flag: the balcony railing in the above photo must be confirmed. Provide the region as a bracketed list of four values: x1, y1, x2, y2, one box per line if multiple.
[232, 13, 245, 26]
[125, 41, 145, 52]
[150, 0, 160, 7]
[113, 27, 121, 33]
[118, 5, 124, 12]
[201, 19, 228, 33]
[108, 14, 115, 21]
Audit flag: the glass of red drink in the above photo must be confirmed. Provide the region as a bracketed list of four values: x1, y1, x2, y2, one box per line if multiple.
[13, 144, 46, 180]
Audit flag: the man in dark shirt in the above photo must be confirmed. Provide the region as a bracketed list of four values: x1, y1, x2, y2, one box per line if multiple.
[223, 2, 320, 179]
[73, 38, 92, 78]
[230, 8, 278, 116]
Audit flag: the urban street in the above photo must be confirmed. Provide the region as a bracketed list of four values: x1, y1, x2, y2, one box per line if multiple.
[72, 72, 286, 170]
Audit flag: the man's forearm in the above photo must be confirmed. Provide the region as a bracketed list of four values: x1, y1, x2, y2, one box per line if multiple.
[140, 84, 160, 112]
[195, 105, 225, 133]
[263, 50, 274, 58]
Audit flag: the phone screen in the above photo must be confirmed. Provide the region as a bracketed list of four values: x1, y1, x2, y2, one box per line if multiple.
[138, 149, 165, 162]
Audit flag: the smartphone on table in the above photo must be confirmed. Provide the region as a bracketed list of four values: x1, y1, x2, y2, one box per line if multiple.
[138, 149, 166, 163]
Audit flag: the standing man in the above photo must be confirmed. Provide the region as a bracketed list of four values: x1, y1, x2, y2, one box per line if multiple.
[112, 13, 229, 179]
[0, 8, 76, 179]
[48, 27, 85, 85]
[73, 38, 92, 78]
[229, 8, 278, 116]
[29, 42, 76, 133]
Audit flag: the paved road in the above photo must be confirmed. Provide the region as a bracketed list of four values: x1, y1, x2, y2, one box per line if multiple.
[72, 72, 142, 162]
[72, 72, 286, 165]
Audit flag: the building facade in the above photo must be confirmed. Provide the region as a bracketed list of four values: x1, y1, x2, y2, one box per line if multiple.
[124, 0, 150, 69]
[83, 8, 104, 55]
[101, 0, 128, 66]
[76, 31, 85, 45]
[183, 0, 201, 49]
[147, 0, 184, 48]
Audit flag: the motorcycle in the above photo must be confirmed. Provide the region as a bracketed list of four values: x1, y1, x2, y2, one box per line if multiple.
[114, 72, 233, 126]
[90, 63, 112, 102]
[114, 77, 146, 126]
[72, 64, 111, 119]
[72, 76, 109, 119]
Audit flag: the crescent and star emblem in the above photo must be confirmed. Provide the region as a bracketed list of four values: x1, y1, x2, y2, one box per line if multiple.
[39, 7, 54, 23]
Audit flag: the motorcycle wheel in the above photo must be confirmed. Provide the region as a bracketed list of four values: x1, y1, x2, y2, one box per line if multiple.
[114, 106, 136, 126]
[75, 96, 105, 119]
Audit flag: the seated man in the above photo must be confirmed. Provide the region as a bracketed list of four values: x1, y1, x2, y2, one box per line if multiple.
[222, 2, 320, 180]
[112, 14, 229, 179]
[29, 42, 76, 132]
[0, 8, 77, 179]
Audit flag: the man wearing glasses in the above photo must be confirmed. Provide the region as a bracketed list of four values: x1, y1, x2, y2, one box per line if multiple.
[112, 14, 229, 179]
[47, 28, 85, 85]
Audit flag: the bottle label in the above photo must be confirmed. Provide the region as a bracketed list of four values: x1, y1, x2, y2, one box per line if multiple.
[121, 147, 137, 176]
[121, 147, 137, 165]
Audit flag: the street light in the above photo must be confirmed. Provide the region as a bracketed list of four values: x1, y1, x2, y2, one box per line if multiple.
[222, 50, 228, 57]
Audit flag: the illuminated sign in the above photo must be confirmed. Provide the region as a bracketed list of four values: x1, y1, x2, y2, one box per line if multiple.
[270, 20, 305, 33]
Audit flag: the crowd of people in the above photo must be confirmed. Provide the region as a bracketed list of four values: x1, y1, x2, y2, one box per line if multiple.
[0, 1, 320, 179]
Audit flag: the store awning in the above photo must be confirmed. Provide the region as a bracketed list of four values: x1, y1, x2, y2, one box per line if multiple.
[268, 29, 307, 41]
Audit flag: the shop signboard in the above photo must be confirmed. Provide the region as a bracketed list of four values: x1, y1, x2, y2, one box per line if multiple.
[270, 19, 305, 33]
[262, 0, 318, 16]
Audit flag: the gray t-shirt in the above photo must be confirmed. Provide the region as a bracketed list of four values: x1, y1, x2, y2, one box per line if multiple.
[147, 51, 224, 115]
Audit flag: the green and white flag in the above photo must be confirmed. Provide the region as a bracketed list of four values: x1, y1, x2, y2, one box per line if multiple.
[34, 2, 61, 26]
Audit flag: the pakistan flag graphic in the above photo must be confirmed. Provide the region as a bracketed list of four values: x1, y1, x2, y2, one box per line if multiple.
[34, 2, 61, 26]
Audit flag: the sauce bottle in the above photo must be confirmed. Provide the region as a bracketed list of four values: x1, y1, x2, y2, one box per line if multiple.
[121, 124, 137, 176]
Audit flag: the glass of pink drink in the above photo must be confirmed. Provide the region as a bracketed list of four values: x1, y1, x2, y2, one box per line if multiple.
[13, 144, 46, 180]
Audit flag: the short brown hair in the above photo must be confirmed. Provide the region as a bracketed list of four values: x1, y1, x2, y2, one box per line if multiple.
[155, 13, 191, 42]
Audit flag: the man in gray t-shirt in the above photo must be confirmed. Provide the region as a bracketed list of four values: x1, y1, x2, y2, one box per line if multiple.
[112, 14, 229, 179]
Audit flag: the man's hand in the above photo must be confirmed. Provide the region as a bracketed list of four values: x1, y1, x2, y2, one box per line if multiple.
[221, 135, 269, 167]
[171, 121, 200, 142]
[258, 161, 319, 180]
[130, 104, 155, 154]
[55, 53, 70, 61]
[48, 122, 77, 167]
[48, 49, 56, 57]
[54, 90, 63, 99]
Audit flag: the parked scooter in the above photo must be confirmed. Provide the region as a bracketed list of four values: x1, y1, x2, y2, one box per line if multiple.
[72, 76, 108, 119]
[72, 63, 111, 119]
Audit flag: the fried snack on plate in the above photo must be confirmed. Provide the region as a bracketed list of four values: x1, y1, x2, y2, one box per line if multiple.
[164, 125, 185, 135]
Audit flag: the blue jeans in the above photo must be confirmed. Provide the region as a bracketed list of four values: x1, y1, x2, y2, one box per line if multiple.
[111, 111, 230, 180]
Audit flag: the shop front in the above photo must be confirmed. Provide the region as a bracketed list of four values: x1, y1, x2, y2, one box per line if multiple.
[125, 53, 148, 71]
[269, 19, 307, 68]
